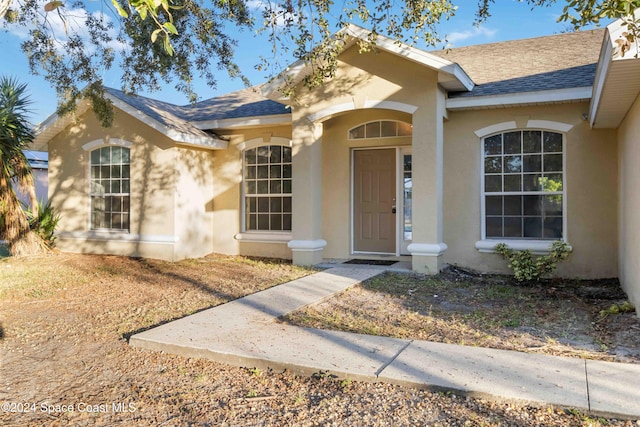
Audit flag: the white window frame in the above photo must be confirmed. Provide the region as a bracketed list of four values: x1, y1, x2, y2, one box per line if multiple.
[475, 123, 571, 254]
[239, 141, 293, 238]
[348, 120, 412, 140]
[83, 139, 132, 233]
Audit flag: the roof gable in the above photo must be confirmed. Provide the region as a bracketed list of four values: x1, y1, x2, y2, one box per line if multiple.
[262, 24, 474, 100]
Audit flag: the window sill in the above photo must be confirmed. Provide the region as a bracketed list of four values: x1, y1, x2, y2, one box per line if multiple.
[234, 232, 292, 244]
[475, 239, 571, 255]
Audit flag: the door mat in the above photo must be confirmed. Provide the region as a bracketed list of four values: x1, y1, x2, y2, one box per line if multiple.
[344, 259, 398, 266]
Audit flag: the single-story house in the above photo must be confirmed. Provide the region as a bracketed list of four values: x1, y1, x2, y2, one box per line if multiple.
[31, 14, 640, 311]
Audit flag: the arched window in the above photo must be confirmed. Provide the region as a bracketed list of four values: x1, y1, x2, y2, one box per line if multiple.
[243, 145, 292, 231]
[482, 130, 564, 240]
[348, 120, 412, 140]
[90, 146, 130, 231]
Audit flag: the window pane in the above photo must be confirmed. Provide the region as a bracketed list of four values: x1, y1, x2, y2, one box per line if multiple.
[257, 180, 269, 194]
[381, 121, 397, 137]
[543, 195, 563, 216]
[523, 131, 541, 153]
[282, 214, 292, 231]
[543, 174, 563, 192]
[504, 132, 521, 154]
[257, 165, 269, 179]
[270, 180, 282, 194]
[484, 157, 502, 173]
[397, 122, 412, 136]
[544, 132, 562, 152]
[365, 122, 380, 138]
[349, 125, 365, 139]
[121, 148, 130, 163]
[282, 164, 292, 179]
[112, 147, 123, 163]
[122, 165, 130, 179]
[91, 166, 100, 179]
[486, 217, 502, 238]
[122, 180, 130, 193]
[257, 214, 269, 230]
[283, 180, 292, 193]
[503, 217, 522, 238]
[485, 175, 502, 192]
[91, 149, 100, 164]
[270, 197, 282, 213]
[523, 195, 542, 216]
[111, 180, 121, 194]
[504, 155, 522, 173]
[246, 181, 256, 194]
[486, 196, 502, 215]
[283, 147, 292, 163]
[111, 165, 121, 178]
[283, 197, 292, 214]
[523, 174, 542, 192]
[544, 154, 563, 172]
[523, 155, 541, 173]
[524, 217, 543, 238]
[270, 214, 282, 231]
[258, 197, 270, 213]
[257, 146, 269, 163]
[247, 214, 256, 230]
[543, 217, 563, 238]
[122, 196, 130, 212]
[270, 146, 282, 163]
[99, 147, 110, 164]
[270, 165, 281, 178]
[484, 135, 502, 155]
[504, 195, 522, 215]
[245, 148, 257, 165]
[247, 166, 256, 179]
[101, 165, 110, 179]
[504, 175, 521, 192]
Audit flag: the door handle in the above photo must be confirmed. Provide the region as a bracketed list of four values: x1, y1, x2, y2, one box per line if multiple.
[392, 206, 396, 214]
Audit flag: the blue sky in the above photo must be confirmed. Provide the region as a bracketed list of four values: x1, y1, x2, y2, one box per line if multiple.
[0, 1, 600, 124]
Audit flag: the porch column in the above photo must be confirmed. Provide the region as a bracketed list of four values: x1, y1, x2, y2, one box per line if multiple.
[408, 89, 447, 274]
[287, 119, 326, 265]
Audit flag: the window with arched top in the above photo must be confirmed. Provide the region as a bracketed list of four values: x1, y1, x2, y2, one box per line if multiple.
[90, 146, 130, 231]
[348, 120, 412, 140]
[243, 145, 292, 231]
[482, 130, 564, 240]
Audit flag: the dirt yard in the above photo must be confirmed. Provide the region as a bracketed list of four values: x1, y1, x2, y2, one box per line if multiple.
[1, 253, 639, 426]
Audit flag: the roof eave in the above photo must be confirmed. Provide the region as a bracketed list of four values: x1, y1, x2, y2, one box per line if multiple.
[446, 86, 593, 111]
[193, 113, 292, 130]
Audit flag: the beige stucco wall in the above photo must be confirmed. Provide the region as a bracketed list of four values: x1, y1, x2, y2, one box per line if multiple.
[443, 102, 618, 278]
[321, 109, 412, 259]
[289, 46, 443, 266]
[212, 126, 293, 259]
[617, 93, 640, 309]
[48, 108, 179, 260]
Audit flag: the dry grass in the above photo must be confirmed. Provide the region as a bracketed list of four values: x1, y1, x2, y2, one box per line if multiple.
[283, 270, 640, 363]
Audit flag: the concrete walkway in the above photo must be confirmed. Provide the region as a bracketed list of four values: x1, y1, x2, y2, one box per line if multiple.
[130, 266, 640, 420]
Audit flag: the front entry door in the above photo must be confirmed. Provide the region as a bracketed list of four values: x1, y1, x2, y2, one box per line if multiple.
[353, 149, 396, 253]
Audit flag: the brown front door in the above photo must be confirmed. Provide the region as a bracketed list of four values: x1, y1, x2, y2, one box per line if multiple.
[354, 149, 396, 253]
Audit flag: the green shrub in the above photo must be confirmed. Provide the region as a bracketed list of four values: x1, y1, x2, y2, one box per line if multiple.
[494, 241, 571, 282]
[26, 201, 60, 249]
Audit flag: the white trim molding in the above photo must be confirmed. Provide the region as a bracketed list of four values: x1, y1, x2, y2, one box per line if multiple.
[82, 138, 133, 151]
[287, 239, 328, 252]
[407, 242, 448, 257]
[234, 232, 292, 244]
[307, 100, 418, 123]
[526, 120, 574, 133]
[448, 87, 593, 111]
[475, 239, 572, 255]
[235, 137, 292, 152]
[474, 122, 517, 138]
[57, 231, 178, 245]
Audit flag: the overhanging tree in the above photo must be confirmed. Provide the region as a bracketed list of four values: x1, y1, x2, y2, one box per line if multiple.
[0, 0, 638, 125]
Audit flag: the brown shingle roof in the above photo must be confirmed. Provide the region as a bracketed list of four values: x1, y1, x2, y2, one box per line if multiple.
[430, 29, 605, 97]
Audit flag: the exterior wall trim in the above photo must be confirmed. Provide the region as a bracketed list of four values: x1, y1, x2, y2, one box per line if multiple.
[475, 239, 572, 255]
[447, 87, 593, 110]
[234, 232, 292, 243]
[235, 137, 292, 152]
[307, 100, 418, 123]
[57, 231, 178, 245]
[287, 239, 328, 252]
[407, 242, 448, 256]
[82, 138, 133, 151]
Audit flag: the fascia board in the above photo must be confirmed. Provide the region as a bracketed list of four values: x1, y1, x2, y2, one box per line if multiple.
[589, 30, 614, 127]
[106, 93, 228, 150]
[446, 86, 593, 110]
[192, 114, 292, 130]
[30, 100, 91, 151]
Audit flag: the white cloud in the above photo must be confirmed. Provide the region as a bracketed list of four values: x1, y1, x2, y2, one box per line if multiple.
[446, 26, 497, 46]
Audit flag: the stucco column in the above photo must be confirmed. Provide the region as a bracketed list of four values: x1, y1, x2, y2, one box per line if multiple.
[407, 89, 447, 274]
[287, 119, 326, 265]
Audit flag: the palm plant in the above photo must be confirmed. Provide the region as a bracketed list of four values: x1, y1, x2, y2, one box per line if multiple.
[0, 76, 46, 256]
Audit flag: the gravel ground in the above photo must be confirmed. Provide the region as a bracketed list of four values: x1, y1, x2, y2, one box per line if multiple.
[1, 253, 639, 426]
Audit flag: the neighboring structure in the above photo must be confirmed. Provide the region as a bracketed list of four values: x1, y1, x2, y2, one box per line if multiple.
[14, 150, 48, 207]
[31, 17, 640, 311]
